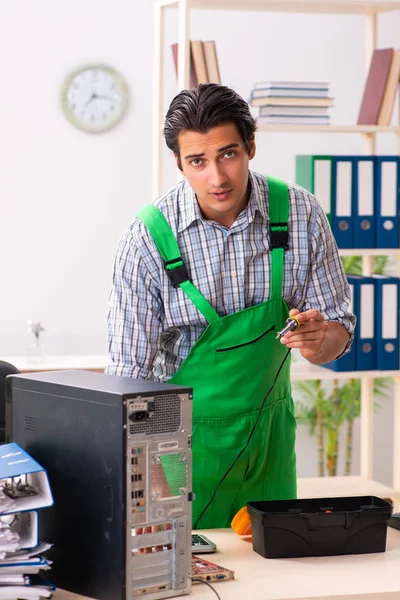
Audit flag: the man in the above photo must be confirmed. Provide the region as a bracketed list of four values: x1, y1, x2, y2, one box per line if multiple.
[106, 83, 355, 529]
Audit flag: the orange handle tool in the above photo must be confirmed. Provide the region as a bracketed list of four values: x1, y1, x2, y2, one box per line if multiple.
[231, 506, 252, 536]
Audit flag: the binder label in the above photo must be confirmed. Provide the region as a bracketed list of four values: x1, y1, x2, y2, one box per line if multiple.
[336, 161, 352, 217]
[314, 160, 331, 214]
[361, 284, 374, 338]
[382, 284, 398, 338]
[381, 162, 397, 217]
[358, 161, 374, 216]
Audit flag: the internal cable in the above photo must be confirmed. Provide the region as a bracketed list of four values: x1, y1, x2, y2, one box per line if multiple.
[194, 347, 292, 529]
[192, 578, 222, 599]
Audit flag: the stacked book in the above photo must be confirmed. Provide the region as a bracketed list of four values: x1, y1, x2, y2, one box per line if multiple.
[249, 81, 334, 125]
[0, 443, 55, 599]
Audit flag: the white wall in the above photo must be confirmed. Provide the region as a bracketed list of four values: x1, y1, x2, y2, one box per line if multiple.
[0, 0, 154, 356]
[1, 1, 399, 484]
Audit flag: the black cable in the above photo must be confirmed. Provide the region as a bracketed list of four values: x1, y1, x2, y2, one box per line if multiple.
[194, 347, 292, 529]
[192, 578, 222, 599]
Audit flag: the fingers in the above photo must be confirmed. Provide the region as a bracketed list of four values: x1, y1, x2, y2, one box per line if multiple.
[294, 309, 325, 324]
[280, 309, 327, 348]
[281, 321, 327, 343]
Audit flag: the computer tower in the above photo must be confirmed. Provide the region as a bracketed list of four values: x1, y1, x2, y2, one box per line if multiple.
[6, 370, 193, 600]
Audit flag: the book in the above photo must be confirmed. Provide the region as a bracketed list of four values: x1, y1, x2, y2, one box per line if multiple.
[257, 115, 330, 125]
[251, 87, 329, 98]
[375, 156, 400, 248]
[295, 155, 333, 223]
[260, 105, 330, 116]
[171, 43, 197, 88]
[357, 47, 394, 125]
[0, 444, 55, 597]
[373, 275, 400, 370]
[250, 96, 334, 107]
[254, 81, 329, 90]
[377, 49, 400, 126]
[0, 443, 53, 514]
[190, 40, 208, 83]
[203, 41, 221, 84]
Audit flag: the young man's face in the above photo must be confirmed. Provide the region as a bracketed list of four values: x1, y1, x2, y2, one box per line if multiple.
[175, 122, 256, 228]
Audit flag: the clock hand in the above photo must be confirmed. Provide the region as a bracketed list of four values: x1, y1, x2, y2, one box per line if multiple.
[84, 93, 96, 107]
[94, 94, 114, 101]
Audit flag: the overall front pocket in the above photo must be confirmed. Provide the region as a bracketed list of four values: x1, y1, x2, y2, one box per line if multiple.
[216, 324, 275, 352]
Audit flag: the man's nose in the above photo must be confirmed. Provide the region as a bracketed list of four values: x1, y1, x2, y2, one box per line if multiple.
[209, 163, 228, 188]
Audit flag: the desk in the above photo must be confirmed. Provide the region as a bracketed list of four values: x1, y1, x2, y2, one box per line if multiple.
[1, 355, 108, 373]
[52, 526, 400, 600]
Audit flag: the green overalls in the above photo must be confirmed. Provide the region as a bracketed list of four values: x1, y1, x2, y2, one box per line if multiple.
[136, 176, 297, 529]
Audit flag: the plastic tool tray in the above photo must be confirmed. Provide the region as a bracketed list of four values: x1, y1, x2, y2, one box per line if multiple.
[247, 496, 392, 558]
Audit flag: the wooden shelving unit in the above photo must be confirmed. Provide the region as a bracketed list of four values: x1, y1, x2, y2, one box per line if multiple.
[153, 0, 400, 498]
[256, 124, 400, 135]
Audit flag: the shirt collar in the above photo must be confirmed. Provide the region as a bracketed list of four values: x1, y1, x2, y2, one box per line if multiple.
[177, 170, 269, 233]
[177, 180, 202, 233]
[248, 170, 269, 222]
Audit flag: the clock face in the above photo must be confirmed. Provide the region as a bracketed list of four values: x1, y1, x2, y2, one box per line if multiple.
[61, 64, 128, 133]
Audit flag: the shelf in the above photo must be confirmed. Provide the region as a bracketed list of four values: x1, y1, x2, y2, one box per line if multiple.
[291, 361, 400, 380]
[1, 355, 108, 373]
[297, 475, 399, 498]
[338, 248, 400, 256]
[162, 0, 400, 15]
[256, 124, 400, 134]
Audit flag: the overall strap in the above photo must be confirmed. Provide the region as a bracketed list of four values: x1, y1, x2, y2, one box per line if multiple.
[135, 204, 219, 324]
[266, 176, 289, 300]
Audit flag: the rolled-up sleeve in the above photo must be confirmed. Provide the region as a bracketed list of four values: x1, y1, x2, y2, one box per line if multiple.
[105, 224, 163, 379]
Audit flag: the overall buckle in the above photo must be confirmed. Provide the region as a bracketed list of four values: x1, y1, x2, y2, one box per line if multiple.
[269, 222, 289, 250]
[164, 258, 190, 288]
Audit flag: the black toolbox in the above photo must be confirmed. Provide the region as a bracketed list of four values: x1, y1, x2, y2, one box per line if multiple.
[247, 496, 392, 559]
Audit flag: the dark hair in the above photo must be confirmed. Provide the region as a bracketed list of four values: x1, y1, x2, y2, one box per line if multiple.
[164, 83, 257, 170]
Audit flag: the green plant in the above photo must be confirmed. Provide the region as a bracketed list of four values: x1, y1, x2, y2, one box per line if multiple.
[294, 377, 391, 476]
[341, 255, 389, 275]
[294, 254, 391, 476]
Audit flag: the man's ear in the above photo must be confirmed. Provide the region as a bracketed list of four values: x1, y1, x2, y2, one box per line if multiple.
[248, 139, 256, 161]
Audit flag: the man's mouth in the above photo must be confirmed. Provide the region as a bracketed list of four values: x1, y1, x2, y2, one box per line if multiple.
[211, 190, 232, 201]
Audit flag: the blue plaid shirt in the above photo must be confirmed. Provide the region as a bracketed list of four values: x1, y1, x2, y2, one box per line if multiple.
[106, 170, 355, 381]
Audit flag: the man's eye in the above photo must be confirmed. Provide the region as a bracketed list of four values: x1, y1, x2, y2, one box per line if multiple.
[190, 159, 203, 166]
[224, 151, 236, 158]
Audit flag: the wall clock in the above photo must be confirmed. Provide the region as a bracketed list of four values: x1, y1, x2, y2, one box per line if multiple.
[61, 64, 128, 133]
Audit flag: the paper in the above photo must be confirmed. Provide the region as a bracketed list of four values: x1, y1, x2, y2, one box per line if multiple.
[0, 444, 56, 598]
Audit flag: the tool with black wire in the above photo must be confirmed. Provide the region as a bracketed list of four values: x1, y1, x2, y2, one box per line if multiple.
[192, 578, 222, 599]
[275, 314, 301, 339]
[194, 346, 292, 530]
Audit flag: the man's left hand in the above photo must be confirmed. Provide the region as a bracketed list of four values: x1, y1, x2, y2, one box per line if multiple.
[279, 308, 328, 362]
